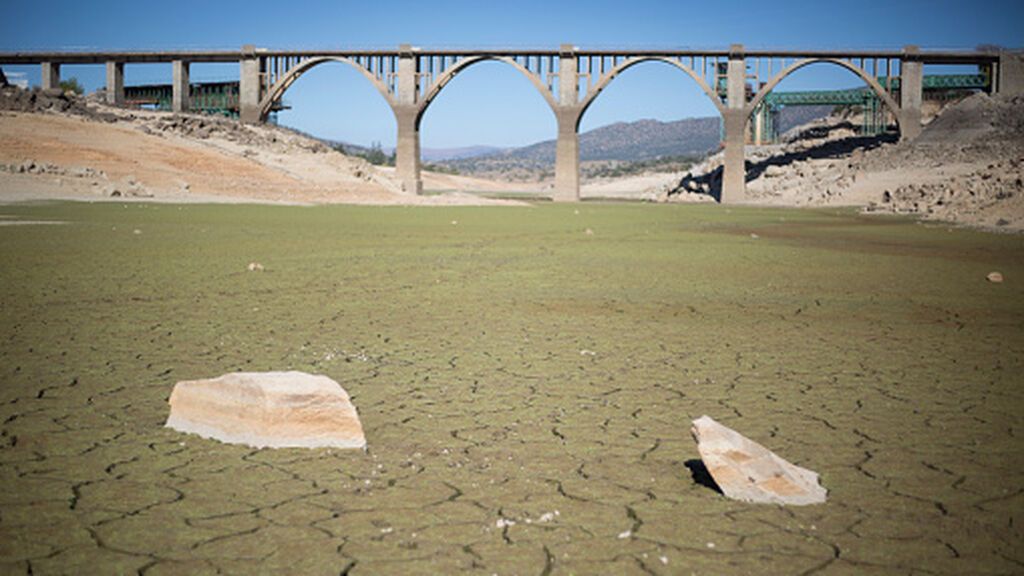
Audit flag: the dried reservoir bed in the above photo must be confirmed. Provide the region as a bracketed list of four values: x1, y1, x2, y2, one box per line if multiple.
[0, 202, 1022, 575]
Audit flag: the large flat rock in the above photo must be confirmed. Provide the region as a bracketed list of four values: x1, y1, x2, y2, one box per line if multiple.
[691, 415, 826, 505]
[166, 371, 366, 449]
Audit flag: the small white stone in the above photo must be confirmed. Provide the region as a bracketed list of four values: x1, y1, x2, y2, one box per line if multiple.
[617, 530, 631, 539]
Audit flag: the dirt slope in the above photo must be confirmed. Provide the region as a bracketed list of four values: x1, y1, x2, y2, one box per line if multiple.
[0, 87, 521, 206]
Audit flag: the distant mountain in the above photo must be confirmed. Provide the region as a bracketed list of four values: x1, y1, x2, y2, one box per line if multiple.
[421, 145, 506, 162]
[320, 141, 504, 162]
[500, 116, 721, 165]
[435, 107, 833, 178]
[325, 106, 832, 178]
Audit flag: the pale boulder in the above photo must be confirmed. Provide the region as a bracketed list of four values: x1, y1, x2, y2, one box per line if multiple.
[691, 415, 826, 505]
[166, 371, 366, 449]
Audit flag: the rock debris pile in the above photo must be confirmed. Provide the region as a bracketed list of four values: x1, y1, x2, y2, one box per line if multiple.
[866, 158, 1024, 227]
[668, 118, 896, 204]
[135, 113, 334, 156]
[0, 160, 106, 179]
[0, 84, 116, 121]
[667, 93, 1024, 231]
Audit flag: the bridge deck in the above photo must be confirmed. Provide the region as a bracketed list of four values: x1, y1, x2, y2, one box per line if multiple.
[0, 48, 1001, 66]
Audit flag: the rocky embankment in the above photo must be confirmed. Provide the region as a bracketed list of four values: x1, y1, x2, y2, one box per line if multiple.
[669, 93, 1024, 231]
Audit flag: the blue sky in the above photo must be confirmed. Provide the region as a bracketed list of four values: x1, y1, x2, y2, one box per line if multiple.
[3, 0, 1022, 149]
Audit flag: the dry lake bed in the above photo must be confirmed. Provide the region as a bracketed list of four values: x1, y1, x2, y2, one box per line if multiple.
[0, 201, 1021, 574]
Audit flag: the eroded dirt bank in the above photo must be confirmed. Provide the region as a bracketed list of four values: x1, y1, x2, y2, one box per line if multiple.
[0, 87, 521, 207]
[670, 93, 1024, 232]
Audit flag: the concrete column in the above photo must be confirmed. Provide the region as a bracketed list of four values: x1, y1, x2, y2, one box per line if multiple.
[899, 45, 923, 141]
[41, 62, 60, 90]
[394, 45, 422, 195]
[172, 60, 190, 113]
[753, 104, 764, 145]
[239, 45, 262, 123]
[996, 51, 1024, 96]
[105, 61, 124, 106]
[554, 109, 581, 202]
[553, 44, 580, 202]
[393, 107, 422, 195]
[720, 44, 747, 204]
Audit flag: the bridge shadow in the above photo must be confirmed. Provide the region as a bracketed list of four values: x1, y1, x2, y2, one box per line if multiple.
[670, 123, 898, 201]
[745, 125, 898, 182]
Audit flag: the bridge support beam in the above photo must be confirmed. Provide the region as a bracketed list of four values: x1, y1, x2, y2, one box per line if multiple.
[553, 44, 580, 202]
[105, 61, 124, 106]
[172, 60, 190, 113]
[899, 46, 923, 141]
[394, 45, 422, 195]
[41, 62, 60, 90]
[997, 51, 1024, 96]
[239, 45, 261, 123]
[720, 44, 747, 204]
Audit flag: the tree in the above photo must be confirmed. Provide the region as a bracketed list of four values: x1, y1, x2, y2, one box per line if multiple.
[362, 142, 390, 166]
[59, 77, 83, 95]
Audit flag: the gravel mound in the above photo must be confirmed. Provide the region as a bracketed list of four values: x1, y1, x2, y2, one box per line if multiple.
[667, 92, 1024, 230]
[0, 85, 118, 121]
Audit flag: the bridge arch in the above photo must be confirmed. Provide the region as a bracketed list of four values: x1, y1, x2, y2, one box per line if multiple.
[258, 56, 395, 122]
[746, 58, 902, 130]
[578, 56, 726, 130]
[415, 55, 559, 125]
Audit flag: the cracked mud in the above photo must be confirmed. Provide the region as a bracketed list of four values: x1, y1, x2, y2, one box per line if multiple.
[0, 202, 1022, 574]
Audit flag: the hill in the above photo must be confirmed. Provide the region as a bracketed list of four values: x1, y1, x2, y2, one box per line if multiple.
[438, 106, 832, 178]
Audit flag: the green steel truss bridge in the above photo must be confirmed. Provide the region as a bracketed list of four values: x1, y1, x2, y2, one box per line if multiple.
[751, 73, 991, 143]
[123, 81, 286, 118]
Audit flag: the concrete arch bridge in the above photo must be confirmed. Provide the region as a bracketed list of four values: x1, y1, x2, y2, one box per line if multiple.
[2, 44, 1020, 202]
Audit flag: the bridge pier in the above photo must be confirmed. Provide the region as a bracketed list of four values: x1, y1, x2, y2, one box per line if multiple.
[554, 110, 581, 202]
[239, 45, 261, 123]
[997, 51, 1024, 95]
[720, 45, 747, 204]
[553, 44, 581, 202]
[105, 61, 124, 106]
[394, 106, 422, 195]
[41, 62, 60, 90]
[172, 60, 190, 113]
[393, 45, 422, 195]
[899, 46, 923, 141]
